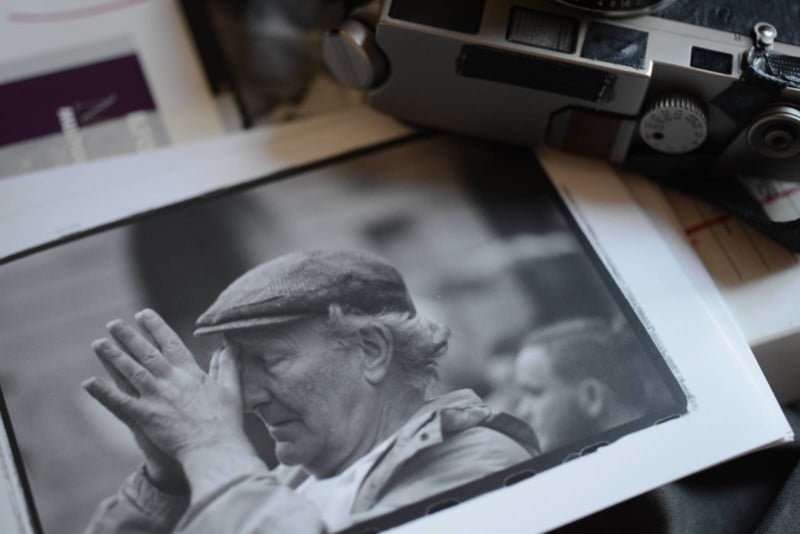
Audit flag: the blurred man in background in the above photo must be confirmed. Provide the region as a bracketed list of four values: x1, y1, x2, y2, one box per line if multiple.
[513, 318, 653, 453]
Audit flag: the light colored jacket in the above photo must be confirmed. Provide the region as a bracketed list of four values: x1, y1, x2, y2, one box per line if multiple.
[86, 389, 536, 534]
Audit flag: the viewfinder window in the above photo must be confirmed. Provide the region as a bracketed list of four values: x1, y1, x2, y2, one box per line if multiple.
[507, 7, 579, 54]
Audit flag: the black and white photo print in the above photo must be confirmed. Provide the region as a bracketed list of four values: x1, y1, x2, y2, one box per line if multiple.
[0, 137, 687, 533]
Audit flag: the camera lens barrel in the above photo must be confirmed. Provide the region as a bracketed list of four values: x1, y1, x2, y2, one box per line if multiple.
[747, 105, 800, 159]
[551, 0, 678, 17]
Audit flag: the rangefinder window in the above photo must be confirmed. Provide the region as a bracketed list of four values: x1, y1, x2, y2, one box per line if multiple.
[690, 47, 734, 75]
[581, 22, 648, 69]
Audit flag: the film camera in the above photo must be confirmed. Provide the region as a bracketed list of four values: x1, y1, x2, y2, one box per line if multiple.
[323, 0, 800, 182]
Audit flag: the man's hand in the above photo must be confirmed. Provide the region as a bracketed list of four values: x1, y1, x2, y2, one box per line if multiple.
[90, 335, 187, 494]
[83, 309, 265, 499]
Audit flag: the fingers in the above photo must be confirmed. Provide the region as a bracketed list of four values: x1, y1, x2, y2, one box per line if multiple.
[82, 377, 144, 422]
[92, 338, 158, 394]
[134, 309, 197, 369]
[216, 344, 241, 394]
[93, 339, 138, 396]
[209, 349, 222, 381]
[108, 319, 171, 377]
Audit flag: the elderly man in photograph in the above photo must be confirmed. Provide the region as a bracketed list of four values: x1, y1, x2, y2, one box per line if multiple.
[84, 249, 538, 534]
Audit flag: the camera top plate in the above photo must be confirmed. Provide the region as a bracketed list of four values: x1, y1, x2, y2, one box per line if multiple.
[656, 0, 800, 46]
[552, 0, 678, 18]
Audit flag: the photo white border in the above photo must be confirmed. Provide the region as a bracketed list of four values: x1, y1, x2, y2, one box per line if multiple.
[389, 148, 791, 533]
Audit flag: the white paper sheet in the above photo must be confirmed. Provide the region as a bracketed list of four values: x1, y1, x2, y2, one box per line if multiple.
[638, 180, 800, 401]
[0, 106, 416, 262]
[0, 0, 223, 176]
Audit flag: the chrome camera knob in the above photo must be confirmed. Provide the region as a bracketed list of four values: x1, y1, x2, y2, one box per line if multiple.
[639, 95, 709, 155]
[323, 18, 388, 91]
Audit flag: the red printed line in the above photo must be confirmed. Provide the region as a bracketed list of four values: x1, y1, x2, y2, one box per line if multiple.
[760, 184, 800, 205]
[684, 213, 732, 236]
[8, 0, 148, 24]
[684, 185, 800, 236]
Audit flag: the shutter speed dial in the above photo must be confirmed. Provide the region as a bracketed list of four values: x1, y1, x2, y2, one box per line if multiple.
[639, 95, 709, 154]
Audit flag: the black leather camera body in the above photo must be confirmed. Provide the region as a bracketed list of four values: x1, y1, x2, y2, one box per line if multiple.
[324, 0, 800, 182]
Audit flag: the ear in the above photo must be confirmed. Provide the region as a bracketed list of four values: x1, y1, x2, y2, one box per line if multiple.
[358, 322, 393, 385]
[576, 378, 605, 419]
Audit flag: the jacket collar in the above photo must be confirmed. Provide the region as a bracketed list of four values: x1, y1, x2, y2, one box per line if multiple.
[272, 389, 495, 511]
[351, 389, 493, 512]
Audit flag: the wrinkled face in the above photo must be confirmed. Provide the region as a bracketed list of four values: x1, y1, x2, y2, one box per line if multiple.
[226, 320, 365, 474]
[514, 346, 590, 452]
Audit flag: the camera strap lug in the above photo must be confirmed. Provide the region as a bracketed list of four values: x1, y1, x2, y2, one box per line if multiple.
[743, 23, 800, 91]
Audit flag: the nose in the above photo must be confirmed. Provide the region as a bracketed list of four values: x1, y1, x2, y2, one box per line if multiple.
[516, 397, 536, 425]
[239, 358, 273, 412]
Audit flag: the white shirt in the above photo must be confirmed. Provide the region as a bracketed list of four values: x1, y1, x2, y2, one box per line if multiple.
[296, 435, 397, 532]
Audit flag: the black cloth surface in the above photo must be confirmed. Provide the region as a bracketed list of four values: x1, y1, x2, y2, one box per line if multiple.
[554, 406, 800, 534]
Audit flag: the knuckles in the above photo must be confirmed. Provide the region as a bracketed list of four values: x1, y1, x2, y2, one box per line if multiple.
[130, 368, 152, 385]
[163, 338, 184, 353]
[116, 394, 135, 409]
[141, 350, 162, 363]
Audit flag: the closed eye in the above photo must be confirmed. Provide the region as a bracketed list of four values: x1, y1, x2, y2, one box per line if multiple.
[521, 385, 545, 397]
[259, 350, 294, 370]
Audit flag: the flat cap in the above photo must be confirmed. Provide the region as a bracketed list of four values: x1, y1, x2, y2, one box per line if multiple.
[194, 249, 416, 336]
